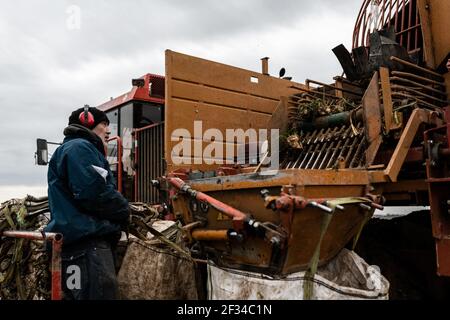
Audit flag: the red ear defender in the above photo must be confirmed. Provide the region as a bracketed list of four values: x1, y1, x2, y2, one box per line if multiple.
[79, 105, 95, 128]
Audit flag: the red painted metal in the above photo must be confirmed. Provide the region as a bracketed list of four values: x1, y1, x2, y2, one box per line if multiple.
[168, 169, 190, 181]
[51, 235, 63, 300]
[216, 166, 241, 176]
[424, 109, 450, 276]
[168, 177, 249, 231]
[107, 136, 123, 193]
[1, 231, 63, 300]
[97, 73, 165, 113]
[134, 122, 164, 133]
[353, 0, 422, 55]
[133, 122, 165, 203]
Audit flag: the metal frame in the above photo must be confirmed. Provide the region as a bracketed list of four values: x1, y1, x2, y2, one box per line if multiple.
[133, 122, 165, 203]
[424, 107, 450, 276]
[97, 73, 165, 113]
[353, 0, 422, 55]
[107, 136, 123, 193]
[1, 231, 63, 300]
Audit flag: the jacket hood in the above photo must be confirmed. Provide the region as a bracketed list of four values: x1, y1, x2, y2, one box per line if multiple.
[63, 124, 106, 155]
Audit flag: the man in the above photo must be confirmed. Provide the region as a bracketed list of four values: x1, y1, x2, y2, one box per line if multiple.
[45, 106, 129, 300]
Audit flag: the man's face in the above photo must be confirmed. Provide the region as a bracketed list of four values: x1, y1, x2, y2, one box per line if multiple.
[92, 121, 111, 145]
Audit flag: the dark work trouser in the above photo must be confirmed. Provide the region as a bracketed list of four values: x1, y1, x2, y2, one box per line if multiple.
[61, 239, 118, 300]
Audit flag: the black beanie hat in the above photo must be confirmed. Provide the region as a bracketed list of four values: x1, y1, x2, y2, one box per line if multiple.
[68, 106, 110, 129]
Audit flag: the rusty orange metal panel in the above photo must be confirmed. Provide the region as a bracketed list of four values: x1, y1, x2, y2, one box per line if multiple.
[380, 67, 394, 134]
[267, 96, 289, 134]
[165, 50, 307, 172]
[170, 169, 373, 275]
[425, 0, 450, 68]
[188, 169, 371, 193]
[362, 72, 382, 166]
[417, 0, 436, 68]
[384, 109, 431, 182]
[283, 205, 367, 273]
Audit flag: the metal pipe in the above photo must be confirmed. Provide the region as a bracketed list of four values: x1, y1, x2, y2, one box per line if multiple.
[193, 259, 208, 264]
[332, 76, 363, 88]
[304, 143, 321, 169]
[168, 177, 249, 230]
[261, 57, 269, 75]
[400, 0, 406, 46]
[24, 202, 49, 212]
[394, 0, 400, 41]
[309, 201, 333, 213]
[318, 140, 337, 170]
[2, 230, 61, 241]
[182, 221, 204, 231]
[134, 121, 165, 133]
[389, 77, 447, 96]
[391, 71, 445, 87]
[192, 229, 229, 241]
[299, 141, 318, 169]
[350, 136, 366, 168]
[298, 109, 364, 130]
[397, 23, 421, 36]
[326, 139, 344, 169]
[51, 235, 63, 301]
[407, 0, 413, 51]
[312, 139, 329, 169]
[390, 56, 444, 80]
[336, 136, 352, 167]
[344, 136, 359, 167]
[305, 79, 363, 96]
[391, 92, 442, 110]
[1, 231, 63, 300]
[290, 85, 341, 100]
[390, 85, 448, 104]
[415, 0, 419, 54]
[25, 195, 48, 202]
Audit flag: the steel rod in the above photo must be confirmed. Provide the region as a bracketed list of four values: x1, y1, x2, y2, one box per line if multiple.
[391, 71, 445, 87]
[390, 56, 444, 79]
[390, 85, 447, 104]
[390, 77, 447, 96]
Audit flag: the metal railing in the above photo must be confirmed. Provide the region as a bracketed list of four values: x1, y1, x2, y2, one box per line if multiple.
[1, 231, 63, 300]
[353, 0, 422, 56]
[134, 122, 165, 204]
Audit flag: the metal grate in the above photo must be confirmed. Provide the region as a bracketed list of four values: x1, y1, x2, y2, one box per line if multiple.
[149, 75, 165, 98]
[353, 0, 423, 57]
[282, 124, 366, 170]
[135, 123, 165, 204]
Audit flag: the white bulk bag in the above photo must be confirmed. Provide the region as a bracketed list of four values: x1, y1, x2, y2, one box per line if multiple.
[207, 248, 389, 300]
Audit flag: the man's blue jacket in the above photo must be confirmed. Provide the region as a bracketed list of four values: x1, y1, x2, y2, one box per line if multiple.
[45, 124, 129, 245]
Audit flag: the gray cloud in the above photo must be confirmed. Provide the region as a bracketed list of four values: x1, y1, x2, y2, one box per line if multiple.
[0, 0, 362, 189]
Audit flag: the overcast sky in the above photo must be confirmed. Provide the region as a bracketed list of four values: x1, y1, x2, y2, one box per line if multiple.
[0, 0, 363, 202]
